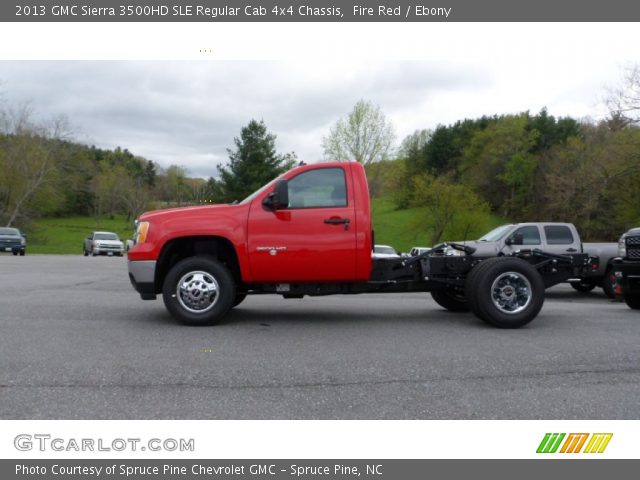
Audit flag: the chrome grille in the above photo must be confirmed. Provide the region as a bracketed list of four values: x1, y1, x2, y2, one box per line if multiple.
[628, 249, 640, 259]
[0, 239, 20, 246]
[626, 235, 640, 246]
[96, 244, 121, 250]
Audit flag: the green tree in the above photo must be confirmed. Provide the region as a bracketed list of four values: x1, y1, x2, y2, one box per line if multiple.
[528, 108, 581, 152]
[216, 119, 296, 203]
[393, 129, 430, 207]
[423, 117, 496, 175]
[410, 173, 492, 245]
[322, 100, 395, 164]
[460, 114, 539, 218]
[156, 165, 191, 205]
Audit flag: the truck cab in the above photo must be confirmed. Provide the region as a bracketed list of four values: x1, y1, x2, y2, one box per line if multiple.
[474, 223, 582, 256]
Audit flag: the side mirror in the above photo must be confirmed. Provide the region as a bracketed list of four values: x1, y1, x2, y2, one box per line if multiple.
[507, 233, 524, 246]
[21, 233, 27, 239]
[262, 179, 289, 210]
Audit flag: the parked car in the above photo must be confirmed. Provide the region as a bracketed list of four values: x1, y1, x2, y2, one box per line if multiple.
[410, 247, 432, 256]
[0, 227, 26, 256]
[373, 244, 400, 258]
[83, 231, 124, 257]
[613, 227, 640, 310]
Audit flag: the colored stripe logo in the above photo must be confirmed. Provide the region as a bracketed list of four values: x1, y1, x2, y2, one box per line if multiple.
[537, 433, 612, 454]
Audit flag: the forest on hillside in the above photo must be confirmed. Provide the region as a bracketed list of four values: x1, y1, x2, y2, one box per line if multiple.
[367, 110, 640, 242]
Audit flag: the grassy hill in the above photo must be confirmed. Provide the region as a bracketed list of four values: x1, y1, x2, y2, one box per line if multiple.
[371, 197, 506, 253]
[26, 216, 133, 255]
[371, 198, 433, 252]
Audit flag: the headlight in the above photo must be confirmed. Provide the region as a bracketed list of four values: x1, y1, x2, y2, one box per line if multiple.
[135, 221, 150, 244]
[618, 235, 626, 258]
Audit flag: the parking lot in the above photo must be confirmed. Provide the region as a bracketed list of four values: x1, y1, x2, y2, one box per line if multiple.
[1, 255, 639, 419]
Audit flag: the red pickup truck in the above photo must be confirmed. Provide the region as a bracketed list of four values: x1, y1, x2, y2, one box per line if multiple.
[128, 161, 592, 328]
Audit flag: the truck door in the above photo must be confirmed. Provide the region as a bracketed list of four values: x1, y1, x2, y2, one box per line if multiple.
[247, 166, 357, 282]
[542, 224, 581, 255]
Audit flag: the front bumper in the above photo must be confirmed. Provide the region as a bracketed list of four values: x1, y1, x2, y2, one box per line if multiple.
[128, 260, 157, 300]
[1, 245, 24, 253]
[93, 247, 124, 255]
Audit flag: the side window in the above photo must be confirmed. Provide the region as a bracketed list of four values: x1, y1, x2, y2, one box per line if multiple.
[545, 225, 574, 245]
[513, 226, 541, 245]
[287, 168, 347, 209]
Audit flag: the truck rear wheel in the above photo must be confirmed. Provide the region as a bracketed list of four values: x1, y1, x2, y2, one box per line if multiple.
[162, 256, 236, 325]
[624, 294, 640, 310]
[430, 289, 469, 312]
[466, 257, 545, 328]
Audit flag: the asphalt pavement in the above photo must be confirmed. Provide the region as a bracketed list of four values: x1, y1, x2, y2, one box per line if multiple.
[1, 255, 639, 419]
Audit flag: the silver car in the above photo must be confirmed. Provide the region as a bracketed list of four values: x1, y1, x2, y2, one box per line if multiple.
[373, 244, 401, 258]
[83, 231, 124, 257]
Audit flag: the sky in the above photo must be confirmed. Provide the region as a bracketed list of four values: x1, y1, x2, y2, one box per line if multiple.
[1, 23, 638, 179]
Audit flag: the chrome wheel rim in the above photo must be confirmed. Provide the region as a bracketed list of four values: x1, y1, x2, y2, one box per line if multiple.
[490, 271, 532, 314]
[176, 270, 219, 314]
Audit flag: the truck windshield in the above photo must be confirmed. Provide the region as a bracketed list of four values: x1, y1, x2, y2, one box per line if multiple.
[239, 176, 281, 205]
[478, 225, 513, 242]
[95, 233, 119, 240]
[0, 228, 20, 236]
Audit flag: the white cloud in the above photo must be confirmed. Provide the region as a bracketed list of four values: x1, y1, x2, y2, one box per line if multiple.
[0, 23, 637, 178]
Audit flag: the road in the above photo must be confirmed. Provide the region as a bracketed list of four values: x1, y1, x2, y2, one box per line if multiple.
[0, 255, 639, 419]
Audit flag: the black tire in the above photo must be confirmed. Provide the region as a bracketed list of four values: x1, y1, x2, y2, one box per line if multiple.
[92, 252, 97, 257]
[570, 280, 596, 293]
[624, 294, 640, 310]
[19, 250, 25, 256]
[430, 288, 469, 312]
[12, 251, 17, 256]
[466, 257, 545, 329]
[233, 293, 247, 308]
[83, 249, 88, 257]
[162, 256, 236, 326]
[601, 268, 616, 299]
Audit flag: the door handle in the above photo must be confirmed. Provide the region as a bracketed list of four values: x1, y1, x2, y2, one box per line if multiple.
[324, 217, 351, 230]
[566, 248, 577, 253]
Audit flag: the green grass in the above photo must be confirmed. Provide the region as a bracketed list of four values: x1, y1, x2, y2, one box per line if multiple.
[27, 215, 134, 255]
[371, 198, 433, 252]
[371, 197, 507, 253]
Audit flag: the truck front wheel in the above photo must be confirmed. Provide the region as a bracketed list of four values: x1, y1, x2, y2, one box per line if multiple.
[430, 289, 469, 312]
[162, 256, 236, 325]
[466, 257, 545, 328]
